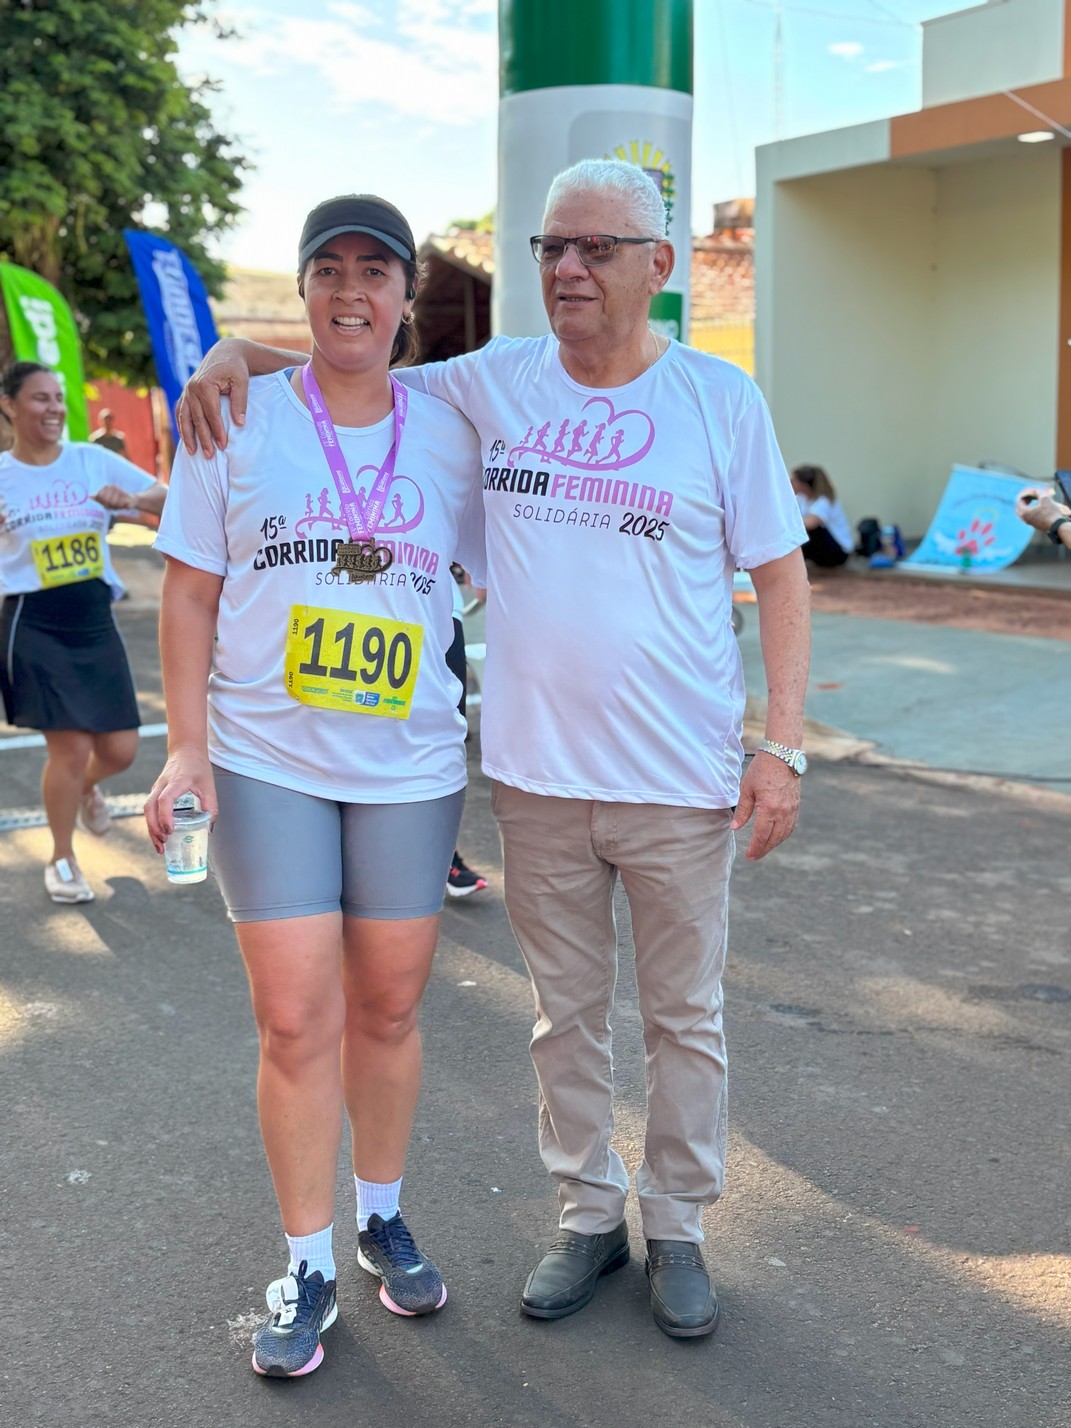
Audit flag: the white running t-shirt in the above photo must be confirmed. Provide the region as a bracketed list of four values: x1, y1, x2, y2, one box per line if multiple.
[398, 336, 805, 809]
[154, 372, 485, 803]
[0, 444, 156, 599]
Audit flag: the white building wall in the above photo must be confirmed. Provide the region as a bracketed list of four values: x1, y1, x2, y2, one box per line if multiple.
[922, 0, 1064, 108]
[755, 119, 890, 188]
[757, 143, 1061, 539]
[756, 165, 938, 536]
[928, 149, 1061, 482]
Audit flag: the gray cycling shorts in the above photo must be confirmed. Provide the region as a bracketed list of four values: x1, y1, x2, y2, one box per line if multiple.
[210, 765, 464, 923]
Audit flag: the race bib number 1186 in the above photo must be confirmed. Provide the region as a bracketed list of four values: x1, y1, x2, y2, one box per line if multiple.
[31, 532, 103, 589]
[284, 604, 423, 719]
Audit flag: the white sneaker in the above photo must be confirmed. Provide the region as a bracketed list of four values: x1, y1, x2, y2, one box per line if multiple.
[45, 858, 95, 903]
[76, 787, 112, 837]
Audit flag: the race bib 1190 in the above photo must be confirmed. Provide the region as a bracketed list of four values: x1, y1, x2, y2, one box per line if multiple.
[283, 604, 423, 719]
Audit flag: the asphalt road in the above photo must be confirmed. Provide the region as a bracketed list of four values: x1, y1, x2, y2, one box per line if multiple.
[1, 542, 1069, 1428]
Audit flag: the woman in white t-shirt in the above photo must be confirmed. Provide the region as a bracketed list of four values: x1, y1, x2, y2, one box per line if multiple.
[0, 361, 167, 904]
[144, 195, 484, 1378]
[791, 463, 853, 568]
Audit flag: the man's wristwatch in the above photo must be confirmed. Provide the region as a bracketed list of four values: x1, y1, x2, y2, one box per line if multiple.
[755, 739, 808, 776]
[1047, 516, 1071, 545]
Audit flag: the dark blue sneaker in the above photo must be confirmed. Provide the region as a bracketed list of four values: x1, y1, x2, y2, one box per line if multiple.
[446, 852, 487, 899]
[252, 1261, 337, 1377]
[357, 1213, 447, 1316]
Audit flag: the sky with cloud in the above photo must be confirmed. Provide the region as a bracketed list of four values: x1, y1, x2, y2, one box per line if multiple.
[178, 0, 977, 273]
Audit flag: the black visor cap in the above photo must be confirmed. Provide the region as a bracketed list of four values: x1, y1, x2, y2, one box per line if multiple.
[297, 195, 417, 268]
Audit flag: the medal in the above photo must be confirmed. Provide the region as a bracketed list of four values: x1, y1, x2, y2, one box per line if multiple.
[302, 363, 408, 581]
[330, 539, 395, 583]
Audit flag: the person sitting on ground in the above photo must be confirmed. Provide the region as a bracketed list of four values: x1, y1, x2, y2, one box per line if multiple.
[1016, 484, 1071, 552]
[790, 464, 853, 568]
[88, 408, 128, 458]
[0, 362, 168, 904]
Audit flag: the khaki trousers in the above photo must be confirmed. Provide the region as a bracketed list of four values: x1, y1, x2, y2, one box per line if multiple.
[491, 782, 736, 1243]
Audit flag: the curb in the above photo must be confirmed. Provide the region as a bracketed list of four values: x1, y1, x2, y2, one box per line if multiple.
[743, 697, 1071, 809]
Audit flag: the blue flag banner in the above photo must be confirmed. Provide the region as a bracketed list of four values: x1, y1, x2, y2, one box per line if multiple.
[902, 465, 1035, 574]
[123, 230, 218, 437]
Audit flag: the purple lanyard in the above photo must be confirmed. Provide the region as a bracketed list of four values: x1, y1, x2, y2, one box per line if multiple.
[301, 364, 408, 542]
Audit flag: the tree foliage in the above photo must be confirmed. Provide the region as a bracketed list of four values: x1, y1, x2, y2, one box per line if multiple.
[447, 209, 495, 234]
[0, 0, 248, 385]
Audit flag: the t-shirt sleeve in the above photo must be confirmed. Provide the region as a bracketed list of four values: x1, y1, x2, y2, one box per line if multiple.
[395, 352, 481, 418]
[153, 442, 229, 577]
[722, 393, 807, 570]
[87, 444, 157, 495]
[806, 495, 834, 525]
[452, 430, 486, 587]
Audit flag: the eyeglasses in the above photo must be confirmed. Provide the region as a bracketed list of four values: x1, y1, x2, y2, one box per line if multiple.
[529, 234, 658, 267]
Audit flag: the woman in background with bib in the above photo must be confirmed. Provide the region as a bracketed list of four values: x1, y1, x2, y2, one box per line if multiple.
[0, 361, 167, 904]
[144, 196, 484, 1379]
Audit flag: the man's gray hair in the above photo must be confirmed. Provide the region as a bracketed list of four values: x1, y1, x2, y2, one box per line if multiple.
[543, 159, 668, 238]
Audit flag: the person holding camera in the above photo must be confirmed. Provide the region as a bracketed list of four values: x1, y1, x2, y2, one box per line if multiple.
[1016, 483, 1071, 551]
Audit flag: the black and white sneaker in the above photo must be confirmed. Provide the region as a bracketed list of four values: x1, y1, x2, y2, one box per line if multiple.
[251, 1261, 337, 1377]
[357, 1213, 447, 1316]
[446, 852, 487, 899]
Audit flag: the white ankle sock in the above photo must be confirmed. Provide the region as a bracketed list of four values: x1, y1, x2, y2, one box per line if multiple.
[285, 1223, 335, 1281]
[355, 1175, 402, 1232]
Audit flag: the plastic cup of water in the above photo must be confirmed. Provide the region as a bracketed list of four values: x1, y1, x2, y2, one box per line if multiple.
[163, 807, 211, 884]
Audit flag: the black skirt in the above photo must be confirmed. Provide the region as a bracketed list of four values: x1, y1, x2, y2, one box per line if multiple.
[0, 579, 141, 732]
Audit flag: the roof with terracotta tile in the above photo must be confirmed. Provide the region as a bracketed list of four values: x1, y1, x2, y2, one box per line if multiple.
[690, 232, 755, 326]
[420, 229, 495, 277]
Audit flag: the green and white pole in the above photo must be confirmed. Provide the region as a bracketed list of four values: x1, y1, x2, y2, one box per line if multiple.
[496, 0, 693, 339]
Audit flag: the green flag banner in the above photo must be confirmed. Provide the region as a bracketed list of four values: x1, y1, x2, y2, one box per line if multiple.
[0, 262, 88, 441]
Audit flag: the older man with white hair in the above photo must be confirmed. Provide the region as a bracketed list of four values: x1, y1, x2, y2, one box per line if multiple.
[177, 159, 810, 1341]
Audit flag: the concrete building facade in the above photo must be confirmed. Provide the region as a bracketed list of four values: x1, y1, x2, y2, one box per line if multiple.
[755, 0, 1071, 538]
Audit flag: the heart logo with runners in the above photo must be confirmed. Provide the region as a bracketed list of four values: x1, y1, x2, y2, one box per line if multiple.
[508, 396, 656, 474]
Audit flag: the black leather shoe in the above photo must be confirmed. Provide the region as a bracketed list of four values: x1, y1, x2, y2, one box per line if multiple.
[646, 1239, 720, 1338]
[521, 1221, 630, 1319]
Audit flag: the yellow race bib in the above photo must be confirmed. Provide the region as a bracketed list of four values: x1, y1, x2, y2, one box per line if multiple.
[284, 604, 424, 720]
[31, 531, 104, 589]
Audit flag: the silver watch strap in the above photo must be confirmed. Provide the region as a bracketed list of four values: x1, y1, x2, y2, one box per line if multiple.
[757, 739, 800, 760]
[756, 739, 805, 770]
